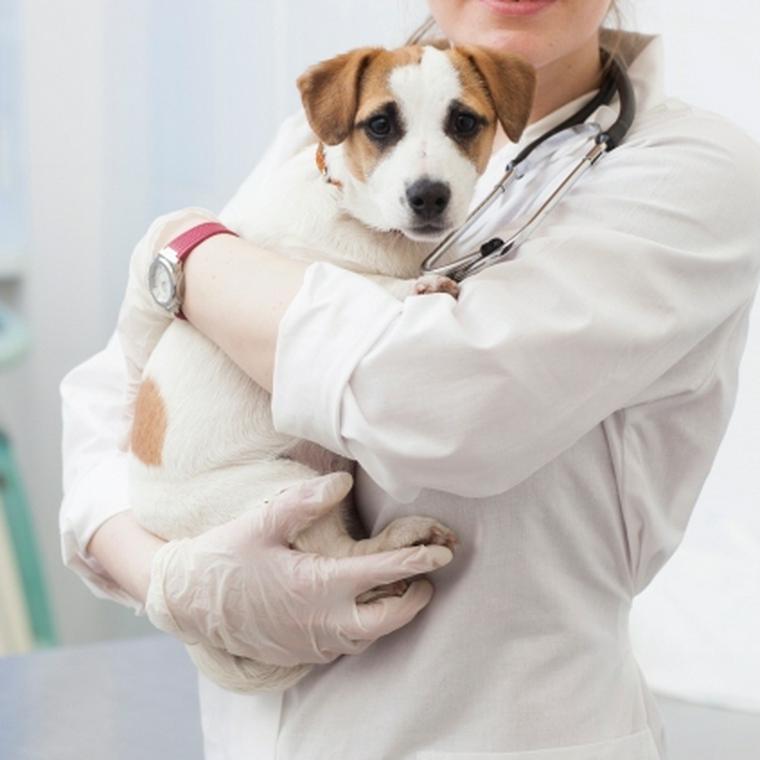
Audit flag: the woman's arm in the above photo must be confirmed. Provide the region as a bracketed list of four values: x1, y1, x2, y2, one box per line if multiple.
[181, 230, 309, 393]
[62, 224, 451, 666]
[60, 331, 152, 610]
[60, 110, 317, 610]
[160, 107, 319, 391]
[86, 511, 164, 604]
[177, 114, 760, 505]
[61, 107, 453, 661]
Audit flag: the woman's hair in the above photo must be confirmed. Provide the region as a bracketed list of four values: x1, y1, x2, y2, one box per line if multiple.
[406, 1, 626, 65]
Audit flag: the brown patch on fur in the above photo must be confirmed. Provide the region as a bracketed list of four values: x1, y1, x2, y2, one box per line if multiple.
[299, 46, 431, 182]
[131, 378, 167, 466]
[450, 46, 536, 143]
[344, 48, 423, 181]
[341, 132, 372, 184]
[441, 51, 501, 173]
[297, 47, 383, 146]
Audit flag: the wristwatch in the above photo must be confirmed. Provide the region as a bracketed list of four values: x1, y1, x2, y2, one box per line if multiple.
[148, 221, 238, 319]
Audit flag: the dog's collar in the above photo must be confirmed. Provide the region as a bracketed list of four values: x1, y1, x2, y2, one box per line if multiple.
[315, 143, 343, 190]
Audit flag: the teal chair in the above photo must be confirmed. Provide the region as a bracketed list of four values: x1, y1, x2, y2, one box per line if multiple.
[0, 300, 57, 648]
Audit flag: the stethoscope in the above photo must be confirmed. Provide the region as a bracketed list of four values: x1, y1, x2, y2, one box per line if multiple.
[420, 51, 636, 282]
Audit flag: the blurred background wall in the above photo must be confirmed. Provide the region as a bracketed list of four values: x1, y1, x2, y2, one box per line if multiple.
[0, 0, 758, 708]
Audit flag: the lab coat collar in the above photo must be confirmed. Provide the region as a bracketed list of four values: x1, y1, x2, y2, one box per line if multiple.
[606, 29, 664, 114]
[514, 31, 664, 151]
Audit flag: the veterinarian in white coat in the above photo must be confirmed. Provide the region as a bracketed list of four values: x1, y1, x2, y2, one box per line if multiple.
[60, 1, 760, 758]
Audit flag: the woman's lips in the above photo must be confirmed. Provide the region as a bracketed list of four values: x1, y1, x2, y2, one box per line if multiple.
[479, 0, 557, 17]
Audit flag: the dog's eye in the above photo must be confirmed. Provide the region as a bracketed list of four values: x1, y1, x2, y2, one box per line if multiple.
[453, 112, 479, 136]
[366, 115, 392, 138]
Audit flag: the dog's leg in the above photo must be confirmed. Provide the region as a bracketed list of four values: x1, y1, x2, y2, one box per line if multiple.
[412, 273, 460, 298]
[367, 273, 460, 301]
[291, 483, 458, 605]
[349, 516, 458, 604]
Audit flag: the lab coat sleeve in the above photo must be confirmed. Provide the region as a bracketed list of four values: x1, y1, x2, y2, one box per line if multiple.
[59, 332, 143, 611]
[270, 113, 760, 503]
[59, 110, 313, 610]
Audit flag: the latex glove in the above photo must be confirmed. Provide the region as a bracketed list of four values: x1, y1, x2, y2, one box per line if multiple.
[117, 207, 219, 403]
[145, 471, 453, 691]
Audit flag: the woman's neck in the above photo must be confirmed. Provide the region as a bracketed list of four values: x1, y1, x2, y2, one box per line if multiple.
[491, 32, 603, 154]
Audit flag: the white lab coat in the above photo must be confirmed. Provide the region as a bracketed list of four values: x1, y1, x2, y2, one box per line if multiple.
[60, 31, 760, 760]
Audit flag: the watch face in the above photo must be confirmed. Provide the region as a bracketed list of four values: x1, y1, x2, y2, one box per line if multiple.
[149, 257, 176, 309]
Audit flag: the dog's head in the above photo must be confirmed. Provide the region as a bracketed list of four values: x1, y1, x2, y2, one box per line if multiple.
[297, 43, 535, 241]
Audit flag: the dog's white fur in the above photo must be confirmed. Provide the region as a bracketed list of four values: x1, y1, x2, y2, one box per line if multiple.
[129, 45, 532, 693]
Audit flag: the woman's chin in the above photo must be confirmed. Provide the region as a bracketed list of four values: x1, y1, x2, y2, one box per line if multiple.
[454, 26, 548, 67]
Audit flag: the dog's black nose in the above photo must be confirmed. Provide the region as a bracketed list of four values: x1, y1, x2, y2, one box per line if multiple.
[406, 180, 451, 220]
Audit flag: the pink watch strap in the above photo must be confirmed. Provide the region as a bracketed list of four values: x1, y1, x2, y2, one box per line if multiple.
[167, 221, 239, 264]
[164, 221, 239, 319]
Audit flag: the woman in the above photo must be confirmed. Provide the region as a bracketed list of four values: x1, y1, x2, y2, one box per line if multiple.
[60, 1, 760, 758]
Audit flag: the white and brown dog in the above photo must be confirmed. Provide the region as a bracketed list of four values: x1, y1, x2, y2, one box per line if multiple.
[129, 42, 535, 692]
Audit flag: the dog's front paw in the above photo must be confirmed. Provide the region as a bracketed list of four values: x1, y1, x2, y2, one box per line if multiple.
[413, 274, 460, 298]
[353, 517, 457, 605]
[373, 516, 459, 553]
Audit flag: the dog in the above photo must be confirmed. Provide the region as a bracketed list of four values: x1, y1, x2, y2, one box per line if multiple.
[128, 42, 535, 692]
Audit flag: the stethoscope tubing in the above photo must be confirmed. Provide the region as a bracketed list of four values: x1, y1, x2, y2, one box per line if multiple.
[420, 53, 636, 282]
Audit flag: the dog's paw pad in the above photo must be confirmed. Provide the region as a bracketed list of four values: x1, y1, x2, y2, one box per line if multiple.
[379, 516, 459, 554]
[414, 274, 460, 298]
[411, 524, 459, 551]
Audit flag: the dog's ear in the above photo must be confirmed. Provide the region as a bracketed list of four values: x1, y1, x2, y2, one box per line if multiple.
[456, 46, 536, 143]
[297, 47, 383, 146]
[425, 37, 453, 52]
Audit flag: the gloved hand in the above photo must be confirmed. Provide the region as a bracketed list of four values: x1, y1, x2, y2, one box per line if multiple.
[145, 471, 454, 692]
[117, 207, 219, 403]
